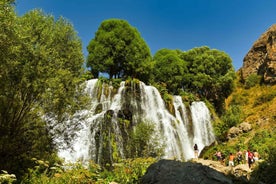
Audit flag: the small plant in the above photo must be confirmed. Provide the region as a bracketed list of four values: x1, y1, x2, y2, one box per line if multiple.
[102, 157, 157, 184]
[0, 170, 16, 184]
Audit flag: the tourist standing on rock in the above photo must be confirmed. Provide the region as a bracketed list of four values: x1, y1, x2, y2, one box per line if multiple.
[244, 150, 248, 164]
[247, 149, 254, 168]
[214, 151, 225, 165]
[253, 150, 260, 161]
[194, 144, 199, 159]
[236, 150, 243, 164]
[228, 153, 235, 167]
[214, 151, 222, 161]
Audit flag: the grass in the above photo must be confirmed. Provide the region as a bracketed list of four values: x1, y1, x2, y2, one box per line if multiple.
[212, 82, 276, 160]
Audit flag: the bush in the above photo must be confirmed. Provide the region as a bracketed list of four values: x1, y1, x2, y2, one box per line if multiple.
[244, 74, 261, 89]
[0, 170, 16, 184]
[250, 146, 276, 184]
[106, 157, 156, 184]
[253, 92, 276, 106]
[21, 157, 156, 184]
[128, 122, 165, 158]
[215, 105, 243, 140]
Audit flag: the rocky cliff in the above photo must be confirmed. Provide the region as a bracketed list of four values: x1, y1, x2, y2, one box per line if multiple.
[241, 24, 276, 84]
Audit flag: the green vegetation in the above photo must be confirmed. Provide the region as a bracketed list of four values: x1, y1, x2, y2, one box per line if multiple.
[151, 49, 187, 94]
[0, 1, 87, 181]
[1, 1, 275, 183]
[87, 21, 236, 112]
[181, 46, 236, 113]
[22, 157, 156, 184]
[128, 122, 164, 158]
[244, 74, 262, 89]
[214, 105, 243, 141]
[202, 80, 276, 184]
[87, 19, 152, 82]
[251, 146, 276, 184]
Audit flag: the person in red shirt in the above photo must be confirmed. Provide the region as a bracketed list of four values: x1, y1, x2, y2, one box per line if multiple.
[247, 149, 254, 168]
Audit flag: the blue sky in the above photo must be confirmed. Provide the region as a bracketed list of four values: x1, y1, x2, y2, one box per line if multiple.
[15, 0, 276, 70]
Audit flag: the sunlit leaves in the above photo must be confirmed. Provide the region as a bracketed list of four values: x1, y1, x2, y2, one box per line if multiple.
[0, 5, 85, 179]
[152, 49, 187, 94]
[87, 19, 151, 81]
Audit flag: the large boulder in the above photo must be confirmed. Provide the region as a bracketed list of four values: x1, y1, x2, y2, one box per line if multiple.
[227, 122, 252, 140]
[227, 126, 242, 139]
[238, 122, 252, 133]
[140, 159, 233, 184]
[241, 24, 276, 84]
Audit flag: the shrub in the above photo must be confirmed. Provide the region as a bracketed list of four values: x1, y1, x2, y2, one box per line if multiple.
[0, 170, 16, 184]
[244, 74, 261, 89]
[250, 146, 276, 184]
[21, 157, 156, 184]
[106, 157, 156, 184]
[253, 92, 276, 106]
[128, 122, 165, 158]
[214, 105, 243, 140]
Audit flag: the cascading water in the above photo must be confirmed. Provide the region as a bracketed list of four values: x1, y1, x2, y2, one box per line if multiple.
[51, 79, 215, 164]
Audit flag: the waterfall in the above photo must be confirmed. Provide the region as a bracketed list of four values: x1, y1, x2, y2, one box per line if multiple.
[191, 102, 216, 155]
[51, 79, 215, 164]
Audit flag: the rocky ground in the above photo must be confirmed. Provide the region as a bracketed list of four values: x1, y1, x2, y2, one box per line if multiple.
[140, 158, 261, 184]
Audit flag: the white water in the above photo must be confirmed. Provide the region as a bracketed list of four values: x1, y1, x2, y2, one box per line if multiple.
[51, 79, 215, 164]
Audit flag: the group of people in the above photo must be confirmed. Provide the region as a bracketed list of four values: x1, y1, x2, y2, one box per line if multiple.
[193, 144, 260, 169]
[214, 149, 260, 168]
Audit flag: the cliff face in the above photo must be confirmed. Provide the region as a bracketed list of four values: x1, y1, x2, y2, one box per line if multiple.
[241, 24, 276, 84]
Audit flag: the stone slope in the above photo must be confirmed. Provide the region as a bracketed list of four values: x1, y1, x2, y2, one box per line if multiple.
[140, 159, 233, 184]
[140, 159, 257, 184]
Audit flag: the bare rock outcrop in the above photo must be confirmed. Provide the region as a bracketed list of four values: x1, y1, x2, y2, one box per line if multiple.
[238, 122, 252, 133]
[241, 24, 276, 84]
[227, 122, 252, 139]
[227, 126, 242, 139]
[140, 159, 233, 184]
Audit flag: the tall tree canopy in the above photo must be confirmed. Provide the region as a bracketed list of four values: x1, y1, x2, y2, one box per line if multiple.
[181, 46, 236, 112]
[0, 4, 85, 179]
[87, 19, 152, 81]
[152, 49, 188, 94]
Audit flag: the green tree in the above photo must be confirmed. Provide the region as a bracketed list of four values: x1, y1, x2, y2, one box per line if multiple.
[0, 6, 86, 179]
[87, 19, 152, 82]
[128, 122, 164, 158]
[152, 49, 187, 94]
[181, 46, 236, 112]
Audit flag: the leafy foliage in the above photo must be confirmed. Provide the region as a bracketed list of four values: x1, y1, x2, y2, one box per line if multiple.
[152, 49, 187, 94]
[253, 91, 276, 106]
[181, 46, 236, 113]
[87, 19, 152, 82]
[0, 3, 86, 180]
[150, 46, 235, 112]
[128, 122, 164, 158]
[22, 157, 156, 184]
[244, 74, 262, 89]
[214, 105, 243, 141]
[250, 144, 276, 184]
[0, 170, 16, 184]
